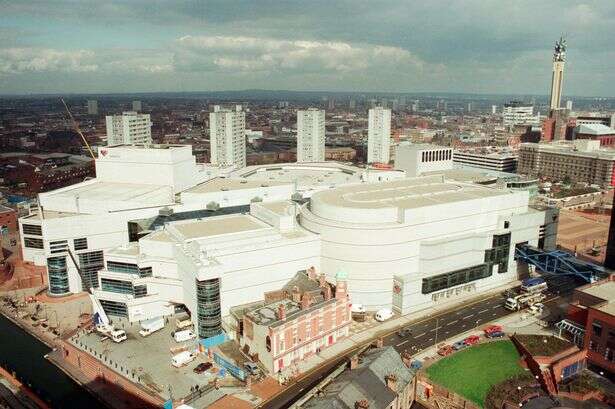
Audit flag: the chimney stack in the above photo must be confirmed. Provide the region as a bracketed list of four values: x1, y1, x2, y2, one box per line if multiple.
[318, 273, 326, 287]
[385, 373, 398, 392]
[349, 354, 359, 370]
[301, 293, 311, 310]
[277, 303, 286, 321]
[323, 285, 332, 301]
[291, 286, 301, 303]
[307, 266, 317, 280]
[354, 399, 369, 409]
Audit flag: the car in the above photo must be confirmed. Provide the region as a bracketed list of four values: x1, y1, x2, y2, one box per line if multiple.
[397, 328, 412, 337]
[483, 324, 503, 336]
[351, 304, 366, 314]
[244, 362, 260, 375]
[193, 362, 212, 374]
[375, 308, 394, 322]
[464, 335, 480, 346]
[486, 330, 506, 338]
[437, 345, 453, 356]
[452, 340, 467, 350]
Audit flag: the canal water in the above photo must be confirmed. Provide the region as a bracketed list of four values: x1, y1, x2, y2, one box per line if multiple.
[0, 313, 105, 408]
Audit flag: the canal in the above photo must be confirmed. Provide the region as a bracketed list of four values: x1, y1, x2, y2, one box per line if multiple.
[0, 313, 105, 408]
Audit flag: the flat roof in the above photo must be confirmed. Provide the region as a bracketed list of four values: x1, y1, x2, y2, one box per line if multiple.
[169, 214, 267, 240]
[43, 180, 173, 206]
[312, 177, 508, 211]
[232, 162, 364, 188]
[580, 280, 615, 303]
[185, 177, 289, 194]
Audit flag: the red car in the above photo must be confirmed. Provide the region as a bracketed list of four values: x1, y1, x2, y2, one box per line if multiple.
[464, 335, 480, 346]
[483, 325, 503, 336]
[437, 345, 454, 356]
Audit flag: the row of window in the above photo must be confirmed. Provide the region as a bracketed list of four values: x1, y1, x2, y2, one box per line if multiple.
[100, 278, 147, 298]
[22, 224, 42, 236]
[99, 300, 128, 318]
[24, 237, 44, 249]
[422, 264, 491, 294]
[78, 250, 103, 291]
[421, 150, 451, 163]
[106, 261, 152, 278]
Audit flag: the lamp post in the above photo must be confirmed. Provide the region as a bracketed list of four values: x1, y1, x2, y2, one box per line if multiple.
[434, 318, 440, 346]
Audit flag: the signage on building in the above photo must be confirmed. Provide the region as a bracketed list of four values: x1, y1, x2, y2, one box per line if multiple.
[213, 352, 246, 381]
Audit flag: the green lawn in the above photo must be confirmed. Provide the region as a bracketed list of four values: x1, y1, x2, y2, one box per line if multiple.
[426, 340, 526, 407]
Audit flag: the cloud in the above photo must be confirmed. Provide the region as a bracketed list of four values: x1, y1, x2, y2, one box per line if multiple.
[0, 47, 172, 76]
[173, 35, 426, 75]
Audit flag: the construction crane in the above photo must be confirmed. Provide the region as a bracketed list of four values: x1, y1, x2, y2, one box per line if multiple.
[60, 98, 96, 160]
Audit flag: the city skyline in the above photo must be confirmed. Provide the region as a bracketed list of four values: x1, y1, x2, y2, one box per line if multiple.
[1, 1, 615, 97]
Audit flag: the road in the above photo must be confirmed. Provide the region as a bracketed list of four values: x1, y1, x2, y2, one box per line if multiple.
[260, 287, 570, 409]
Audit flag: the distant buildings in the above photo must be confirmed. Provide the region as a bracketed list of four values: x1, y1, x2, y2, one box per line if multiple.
[453, 148, 518, 172]
[367, 107, 392, 164]
[297, 108, 325, 163]
[87, 100, 98, 115]
[237, 269, 351, 373]
[209, 105, 246, 169]
[503, 101, 539, 127]
[105, 111, 152, 146]
[518, 140, 615, 187]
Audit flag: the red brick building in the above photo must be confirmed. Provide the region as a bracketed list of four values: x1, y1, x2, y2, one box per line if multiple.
[0, 205, 17, 234]
[563, 276, 615, 376]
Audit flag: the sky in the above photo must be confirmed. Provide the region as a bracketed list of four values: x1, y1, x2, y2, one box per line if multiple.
[0, 0, 614, 96]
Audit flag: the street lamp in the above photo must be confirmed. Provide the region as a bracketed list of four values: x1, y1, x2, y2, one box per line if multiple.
[434, 318, 440, 346]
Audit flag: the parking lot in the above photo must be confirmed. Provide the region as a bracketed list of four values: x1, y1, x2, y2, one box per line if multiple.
[69, 317, 242, 400]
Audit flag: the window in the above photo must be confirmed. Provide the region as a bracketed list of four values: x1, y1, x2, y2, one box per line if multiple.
[48, 256, 69, 295]
[99, 299, 128, 317]
[78, 251, 103, 291]
[134, 285, 147, 298]
[101, 278, 133, 294]
[593, 322, 603, 337]
[107, 261, 139, 275]
[22, 224, 42, 236]
[49, 240, 68, 254]
[24, 237, 44, 249]
[504, 221, 510, 229]
[74, 237, 88, 251]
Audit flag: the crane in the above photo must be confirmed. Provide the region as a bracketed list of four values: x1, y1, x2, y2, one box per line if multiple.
[60, 98, 96, 160]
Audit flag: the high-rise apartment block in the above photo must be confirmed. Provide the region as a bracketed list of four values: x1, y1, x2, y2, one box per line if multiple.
[105, 111, 152, 146]
[87, 100, 98, 115]
[367, 107, 392, 164]
[132, 100, 142, 111]
[503, 101, 539, 126]
[297, 108, 325, 162]
[209, 105, 246, 169]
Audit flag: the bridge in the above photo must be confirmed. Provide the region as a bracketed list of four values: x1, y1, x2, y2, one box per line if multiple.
[514, 244, 606, 283]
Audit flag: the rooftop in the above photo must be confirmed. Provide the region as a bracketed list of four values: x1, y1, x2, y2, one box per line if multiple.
[168, 214, 267, 241]
[577, 123, 615, 135]
[520, 142, 615, 159]
[579, 280, 615, 303]
[514, 334, 575, 357]
[184, 177, 289, 194]
[312, 176, 508, 211]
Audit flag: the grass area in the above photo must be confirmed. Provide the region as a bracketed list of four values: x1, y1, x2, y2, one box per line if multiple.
[426, 341, 525, 407]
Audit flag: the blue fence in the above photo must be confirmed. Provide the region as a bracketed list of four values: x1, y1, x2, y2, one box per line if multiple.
[213, 352, 246, 381]
[199, 333, 227, 349]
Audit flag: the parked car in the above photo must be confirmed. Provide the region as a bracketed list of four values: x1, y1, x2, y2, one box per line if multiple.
[351, 304, 366, 314]
[244, 362, 260, 375]
[437, 345, 454, 356]
[487, 330, 506, 338]
[193, 362, 212, 374]
[452, 340, 467, 350]
[464, 335, 480, 346]
[397, 328, 411, 337]
[375, 308, 394, 322]
[483, 325, 503, 336]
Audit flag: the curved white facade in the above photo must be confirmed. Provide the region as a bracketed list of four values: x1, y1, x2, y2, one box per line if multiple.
[299, 175, 546, 312]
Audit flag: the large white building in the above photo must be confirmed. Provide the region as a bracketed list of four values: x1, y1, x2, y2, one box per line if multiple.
[92, 201, 320, 338]
[105, 111, 152, 146]
[394, 143, 453, 177]
[367, 107, 392, 164]
[299, 176, 549, 313]
[297, 109, 325, 163]
[453, 148, 518, 172]
[503, 102, 540, 127]
[209, 105, 246, 169]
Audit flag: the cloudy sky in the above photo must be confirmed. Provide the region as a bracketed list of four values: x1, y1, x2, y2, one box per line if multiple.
[0, 0, 614, 96]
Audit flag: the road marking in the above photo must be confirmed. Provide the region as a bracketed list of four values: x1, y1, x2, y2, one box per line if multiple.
[478, 309, 489, 314]
[396, 340, 410, 347]
[462, 314, 474, 320]
[492, 305, 501, 309]
[446, 320, 458, 326]
[428, 338, 433, 342]
[415, 332, 426, 338]
[492, 312, 498, 316]
[429, 327, 441, 332]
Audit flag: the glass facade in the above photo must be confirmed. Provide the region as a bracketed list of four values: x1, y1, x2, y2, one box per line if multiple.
[196, 278, 222, 338]
[99, 299, 128, 317]
[101, 278, 133, 294]
[48, 256, 70, 295]
[485, 233, 511, 274]
[422, 264, 491, 294]
[73, 237, 88, 251]
[78, 251, 104, 291]
[106, 261, 140, 275]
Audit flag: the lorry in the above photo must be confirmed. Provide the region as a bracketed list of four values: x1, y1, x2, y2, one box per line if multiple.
[504, 292, 546, 311]
[520, 277, 547, 294]
[175, 316, 193, 330]
[173, 329, 197, 343]
[171, 351, 195, 368]
[139, 316, 165, 337]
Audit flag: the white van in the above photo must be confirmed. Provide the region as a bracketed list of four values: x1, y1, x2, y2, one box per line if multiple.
[171, 351, 195, 368]
[174, 329, 197, 343]
[110, 329, 127, 343]
[375, 308, 393, 322]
